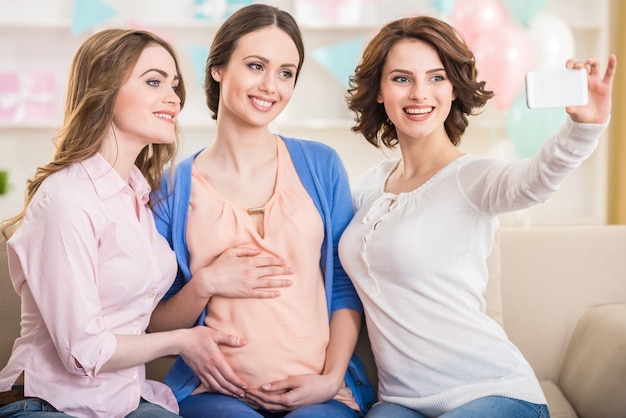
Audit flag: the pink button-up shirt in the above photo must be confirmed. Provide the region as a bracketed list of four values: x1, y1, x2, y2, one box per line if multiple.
[0, 153, 178, 418]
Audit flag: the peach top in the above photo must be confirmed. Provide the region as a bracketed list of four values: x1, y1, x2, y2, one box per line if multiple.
[186, 139, 328, 389]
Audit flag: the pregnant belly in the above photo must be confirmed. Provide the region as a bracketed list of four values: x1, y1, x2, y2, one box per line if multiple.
[206, 297, 330, 389]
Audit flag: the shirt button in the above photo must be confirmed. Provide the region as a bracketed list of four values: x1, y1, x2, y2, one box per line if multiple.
[130, 371, 138, 380]
[147, 291, 156, 299]
[149, 252, 156, 259]
[134, 328, 141, 335]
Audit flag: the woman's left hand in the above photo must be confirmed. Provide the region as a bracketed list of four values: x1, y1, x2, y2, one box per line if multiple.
[244, 374, 341, 411]
[566, 54, 617, 124]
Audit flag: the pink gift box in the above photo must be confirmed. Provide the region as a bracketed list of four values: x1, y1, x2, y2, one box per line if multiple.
[0, 72, 57, 122]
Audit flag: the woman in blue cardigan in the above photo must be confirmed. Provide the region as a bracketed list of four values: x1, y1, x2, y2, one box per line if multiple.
[149, 4, 373, 418]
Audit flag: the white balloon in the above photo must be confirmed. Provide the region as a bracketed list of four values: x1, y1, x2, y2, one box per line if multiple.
[528, 13, 576, 69]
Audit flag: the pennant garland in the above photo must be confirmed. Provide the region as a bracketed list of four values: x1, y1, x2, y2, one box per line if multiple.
[194, 0, 254, 22]
[311, 37, 365, 89]
[187, 44, 211, 86]
[429, 0, 457, 15]
[71, 0, 117, 35]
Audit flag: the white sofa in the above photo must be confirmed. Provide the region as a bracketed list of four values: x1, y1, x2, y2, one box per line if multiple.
[1, 226, 625, 417]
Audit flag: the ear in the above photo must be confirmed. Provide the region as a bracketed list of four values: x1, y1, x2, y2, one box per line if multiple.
[211, 67, 222, 82]
[376, 90, 383, 104]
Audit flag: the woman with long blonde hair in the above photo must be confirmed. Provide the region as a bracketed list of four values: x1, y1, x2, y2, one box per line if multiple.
[0, 28, 233, 418]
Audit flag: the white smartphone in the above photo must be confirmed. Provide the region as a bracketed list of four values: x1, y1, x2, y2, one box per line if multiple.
[525, 68, 588, 109]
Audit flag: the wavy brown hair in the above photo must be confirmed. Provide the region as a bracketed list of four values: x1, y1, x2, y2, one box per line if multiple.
[1, 28, 185, 239]
[204, 4, 305, 120]
[347, 15, 493, 149]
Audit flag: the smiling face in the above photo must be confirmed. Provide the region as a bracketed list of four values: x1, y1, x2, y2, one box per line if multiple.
[211, 26, 300, 128]
[377, 38, 456, 144]
[112, 44, 181, 151]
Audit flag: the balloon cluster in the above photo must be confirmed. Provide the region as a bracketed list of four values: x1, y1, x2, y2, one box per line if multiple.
[432, 0, 576, 158]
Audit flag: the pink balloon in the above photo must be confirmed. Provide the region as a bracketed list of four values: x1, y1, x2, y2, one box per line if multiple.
[472, 25, 533, 110]
[450, 0, 510, 45]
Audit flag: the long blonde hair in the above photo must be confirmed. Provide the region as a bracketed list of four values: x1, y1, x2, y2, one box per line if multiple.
[1, 29, 186, 239]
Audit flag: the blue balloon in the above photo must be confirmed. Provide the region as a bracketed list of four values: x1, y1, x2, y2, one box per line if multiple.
[505, 92, 567, 159]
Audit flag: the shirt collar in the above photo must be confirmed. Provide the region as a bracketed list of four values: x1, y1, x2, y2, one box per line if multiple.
[80, 153, 151, 204]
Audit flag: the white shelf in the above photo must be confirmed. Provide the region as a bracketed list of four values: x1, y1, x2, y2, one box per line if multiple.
[0, 21, 72, 30]
[0, 122, 59, 130]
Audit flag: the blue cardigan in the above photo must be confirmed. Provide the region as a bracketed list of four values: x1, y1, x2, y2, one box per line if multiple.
[152, 136, 374, 415]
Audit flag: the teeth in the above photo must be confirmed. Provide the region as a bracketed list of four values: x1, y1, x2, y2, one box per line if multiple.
[252, 97, 272, 108]
[154, 113, 173, 120]
[405, 107, 433, 115]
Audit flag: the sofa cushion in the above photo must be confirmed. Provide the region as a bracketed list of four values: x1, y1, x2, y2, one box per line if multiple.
[540, 380, 578, 418]
[558, 303, 626, 418]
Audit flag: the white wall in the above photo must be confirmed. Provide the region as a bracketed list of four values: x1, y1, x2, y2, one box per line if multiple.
[0, 0, 611, 225]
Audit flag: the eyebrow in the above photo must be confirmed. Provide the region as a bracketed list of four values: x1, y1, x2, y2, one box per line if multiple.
[243, 55, 298, 70]
[140, 68, 179, 81]
[389, 68, 446, 75]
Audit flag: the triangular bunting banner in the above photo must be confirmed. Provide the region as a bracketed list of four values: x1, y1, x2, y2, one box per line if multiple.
[71, 0, 117, 35]
[194, 0, 255, 22]
[312, 37, 365, 89]
[187, 44, 211, 86]
[429, 0, 457, 15]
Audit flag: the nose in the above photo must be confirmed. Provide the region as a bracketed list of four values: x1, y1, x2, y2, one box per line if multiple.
[165, 88, 181, 106]
[259, 73, 276, 94]
[409, 81, 426, 101]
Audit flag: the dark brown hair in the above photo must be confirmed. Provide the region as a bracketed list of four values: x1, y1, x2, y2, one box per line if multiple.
[347, 15, 493, 148]
[2, 28, 185, 238]
[204, 4, 305, 120]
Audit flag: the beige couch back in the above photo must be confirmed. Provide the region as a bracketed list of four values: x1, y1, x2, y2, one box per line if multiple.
[498, 225, 626, 382]
[2, 225, 626, 388]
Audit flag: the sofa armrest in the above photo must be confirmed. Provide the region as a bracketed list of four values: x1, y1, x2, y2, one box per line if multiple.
[557, 304, 626, 418]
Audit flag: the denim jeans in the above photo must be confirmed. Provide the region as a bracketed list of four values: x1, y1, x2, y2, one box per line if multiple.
[0, 398, 67, 418]
[178, 393, 358, 418]
[0, 398, 180, 418]
[366, 397, 550, 418]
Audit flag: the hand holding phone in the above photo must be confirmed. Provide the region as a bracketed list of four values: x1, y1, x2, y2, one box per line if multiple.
[525, 68, 588, 109]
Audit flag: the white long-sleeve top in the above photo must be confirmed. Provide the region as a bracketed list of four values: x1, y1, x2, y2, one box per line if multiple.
[338, 118, 607, 416]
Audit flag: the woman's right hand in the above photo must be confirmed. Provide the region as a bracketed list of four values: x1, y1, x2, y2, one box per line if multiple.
[566, 54, 617, 124]
[194, 246, 294, 299]
[179, 325, 249, 397]
[149, 247, 293, 333]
